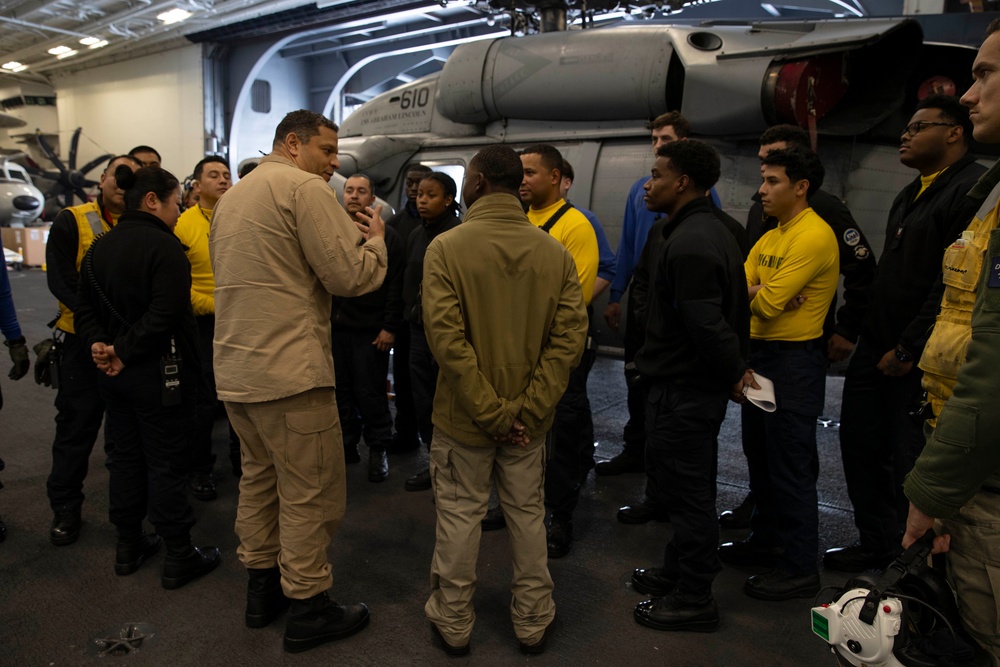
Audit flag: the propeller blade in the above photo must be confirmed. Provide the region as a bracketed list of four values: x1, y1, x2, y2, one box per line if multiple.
[35, 131, 67, 175]
[79, 153, 113, 176]
[68, 127, 81, 171]
[72, 187, 91, 205]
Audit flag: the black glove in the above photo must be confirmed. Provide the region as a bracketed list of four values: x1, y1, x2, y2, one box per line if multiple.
[4, 336, 29, 380]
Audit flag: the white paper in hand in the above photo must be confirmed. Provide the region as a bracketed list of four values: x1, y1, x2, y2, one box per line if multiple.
[745, 374, 776, 412]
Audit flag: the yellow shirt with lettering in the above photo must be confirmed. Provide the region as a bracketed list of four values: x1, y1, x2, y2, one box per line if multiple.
[745, 207, 839, 341]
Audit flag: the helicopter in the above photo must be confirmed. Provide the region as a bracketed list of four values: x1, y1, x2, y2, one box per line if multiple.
[330, 16, 982, 345]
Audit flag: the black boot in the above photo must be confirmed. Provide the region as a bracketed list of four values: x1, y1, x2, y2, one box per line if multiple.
[115, 529, 162, 576]
[246, 567, 290, 628]
[368, 448, 388, 483]
[189, 472, 217, 502]
[283, 591, 370, 653]
[50, 507, 81, 546]
[161, 540, 221, 590]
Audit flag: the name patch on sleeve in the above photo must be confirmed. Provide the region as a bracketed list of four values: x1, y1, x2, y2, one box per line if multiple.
[989, 257, 1000, 288]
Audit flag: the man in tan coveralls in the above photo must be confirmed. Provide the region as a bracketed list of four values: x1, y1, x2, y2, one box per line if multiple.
[211, 109, 387, 654]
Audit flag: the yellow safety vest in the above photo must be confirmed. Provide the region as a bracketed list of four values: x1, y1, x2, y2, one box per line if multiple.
[54, 201, 114, 334]
[920, 199, 1000, 423]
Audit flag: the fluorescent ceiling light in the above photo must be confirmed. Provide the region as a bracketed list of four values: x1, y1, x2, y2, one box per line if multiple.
[47, 45, 72, 55]
[2, 61, 23, 69]
[88, 40, 109, 49]
[11, 65, 27, 72]
[56, 49, 78, 59]
[79, 37, 100, 46]
[157, 8, 192, 24]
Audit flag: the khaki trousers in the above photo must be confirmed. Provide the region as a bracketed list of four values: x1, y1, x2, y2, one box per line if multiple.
[944, 491, 1000, 665]
[424, 430, 555, 646]
[227, 387, 346, 599]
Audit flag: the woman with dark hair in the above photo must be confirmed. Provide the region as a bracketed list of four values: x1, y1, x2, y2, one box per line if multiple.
[74, 165, 220, 589]
[400, 171, 462, 492]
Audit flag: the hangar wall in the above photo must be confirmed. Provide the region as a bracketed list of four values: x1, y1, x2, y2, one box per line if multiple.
[227, 43, 312, 174]
[48, 45, 205, 177]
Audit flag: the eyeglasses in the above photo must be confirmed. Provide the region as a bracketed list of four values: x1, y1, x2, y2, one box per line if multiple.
[901, 121, 957, 138]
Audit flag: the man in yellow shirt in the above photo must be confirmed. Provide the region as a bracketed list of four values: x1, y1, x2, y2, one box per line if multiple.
[519, 144, 598, 558]
[719, 147, 839, 601]
[174, 156, 232, 499]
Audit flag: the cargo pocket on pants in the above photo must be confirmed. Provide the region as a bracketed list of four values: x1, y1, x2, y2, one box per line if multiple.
[284, 406, 339, 485]
[430, 444, 458, 511]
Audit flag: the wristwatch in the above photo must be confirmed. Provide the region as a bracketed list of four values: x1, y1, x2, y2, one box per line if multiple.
[894, 345, 913, 364]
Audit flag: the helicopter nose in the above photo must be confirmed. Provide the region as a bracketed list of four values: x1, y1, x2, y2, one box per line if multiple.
[13, 195, 40, 211]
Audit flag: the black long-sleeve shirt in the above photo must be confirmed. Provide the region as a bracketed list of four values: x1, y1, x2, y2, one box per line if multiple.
[634, 197, 749, 390]
[633, 202, 749, 334]
[386, 201, 422, 250]
[864, 153, 986, 358]
[402, 212, 461, 325]
[74, 210, 200, 371]
[331, 224, 405, 333]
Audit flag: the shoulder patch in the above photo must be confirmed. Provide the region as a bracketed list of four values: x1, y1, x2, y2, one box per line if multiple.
[843, 228, 860, 247]
[854, 246, 869, 261]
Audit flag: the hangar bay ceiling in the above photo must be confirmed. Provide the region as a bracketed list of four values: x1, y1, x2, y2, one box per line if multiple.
[0, 0, 899, 81]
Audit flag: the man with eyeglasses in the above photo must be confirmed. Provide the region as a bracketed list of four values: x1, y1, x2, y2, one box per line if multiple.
[824, 94, 986, 573]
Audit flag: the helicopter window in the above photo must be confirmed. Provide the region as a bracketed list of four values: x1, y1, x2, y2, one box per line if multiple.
[251, 79, 271, 114]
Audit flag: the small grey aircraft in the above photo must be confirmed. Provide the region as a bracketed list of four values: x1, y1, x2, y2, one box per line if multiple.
[0, 158, 44, 227]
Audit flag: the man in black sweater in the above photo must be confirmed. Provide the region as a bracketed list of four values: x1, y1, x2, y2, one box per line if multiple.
[332, 174, 405, 482]
[384, 163, 432, 453]
[826, 95, 987, 572]
[629, 140, 752, 633]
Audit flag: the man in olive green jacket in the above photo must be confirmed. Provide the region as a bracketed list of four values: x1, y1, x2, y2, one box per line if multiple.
[421, 145, 588, 657]
[903, 21, 1000, 665]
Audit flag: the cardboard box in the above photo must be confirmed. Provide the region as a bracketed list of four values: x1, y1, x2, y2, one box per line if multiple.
[2, 224, 50, 266]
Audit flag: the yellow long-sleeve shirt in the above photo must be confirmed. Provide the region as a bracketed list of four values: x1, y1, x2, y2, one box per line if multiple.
[174, 205, 216, 316]
[526, 199, 598, 305]
[745, 207, 839, 341]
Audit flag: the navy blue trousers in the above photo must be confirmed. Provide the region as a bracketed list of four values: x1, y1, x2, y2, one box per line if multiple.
[742, 342, 825, 575]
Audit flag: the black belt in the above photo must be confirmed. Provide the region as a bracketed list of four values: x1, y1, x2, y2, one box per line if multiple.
[750, 337, 823, 352]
